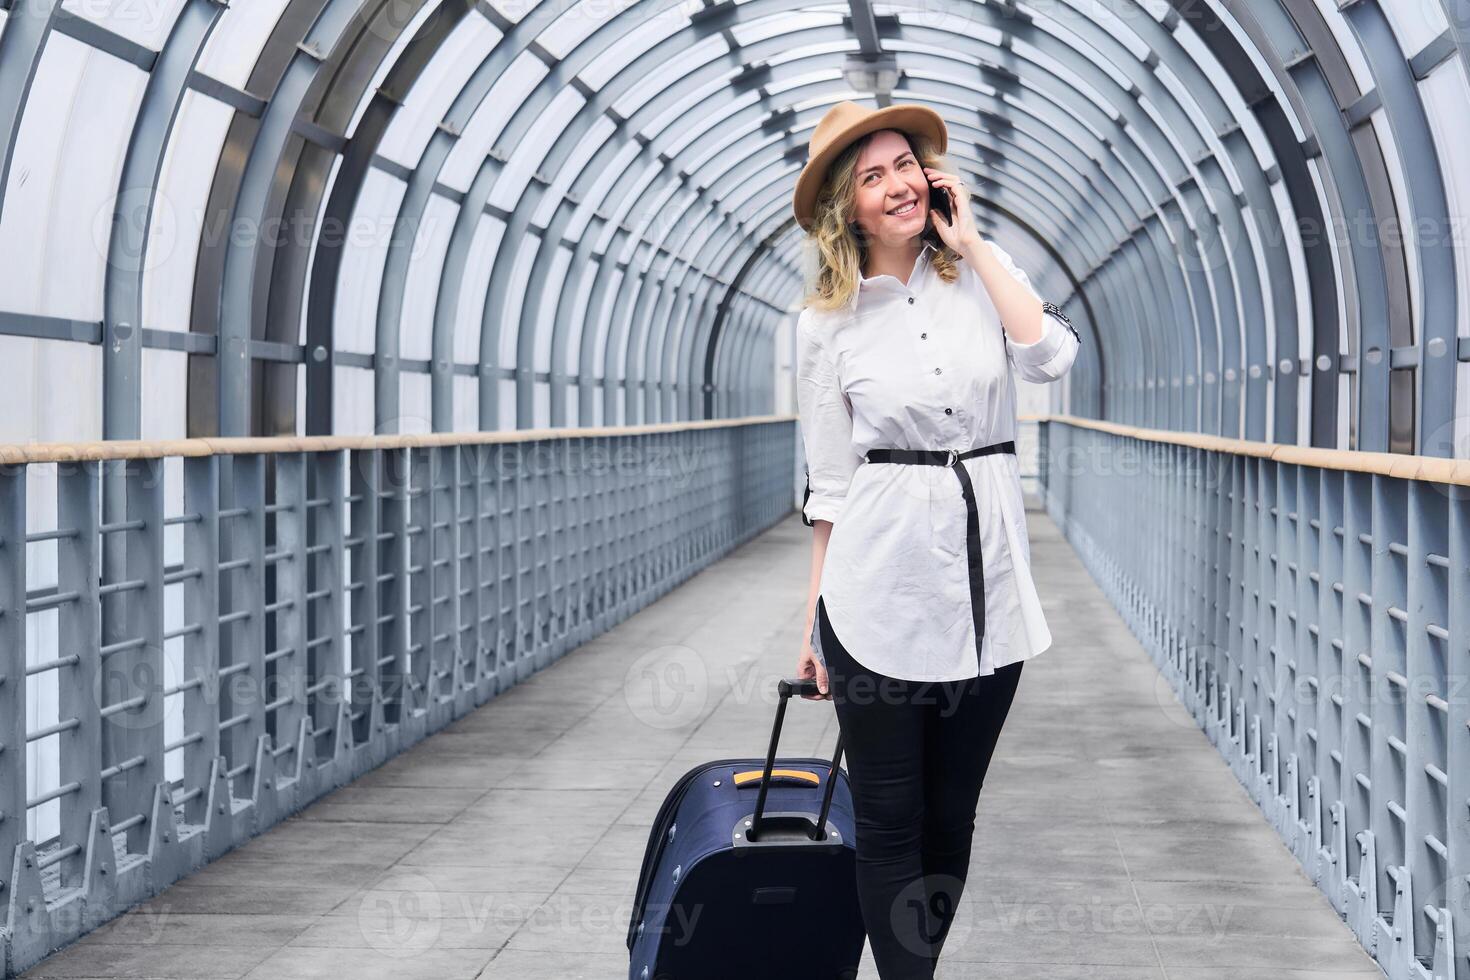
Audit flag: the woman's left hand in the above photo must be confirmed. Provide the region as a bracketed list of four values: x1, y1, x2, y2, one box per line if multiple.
[923, 166, 982, 257]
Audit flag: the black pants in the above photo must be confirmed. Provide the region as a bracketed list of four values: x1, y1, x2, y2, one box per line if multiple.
[817, 597, 1023, 979]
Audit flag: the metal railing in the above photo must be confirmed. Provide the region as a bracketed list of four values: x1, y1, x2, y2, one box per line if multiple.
[1036, 415, 1470, 980]
[0, 418, 796, 977]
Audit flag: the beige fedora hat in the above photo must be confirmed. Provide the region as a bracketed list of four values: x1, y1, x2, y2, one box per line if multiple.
[792, 100, 948, 232]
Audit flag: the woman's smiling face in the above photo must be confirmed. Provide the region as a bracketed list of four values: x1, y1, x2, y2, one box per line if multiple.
[850, 129, 929, 247]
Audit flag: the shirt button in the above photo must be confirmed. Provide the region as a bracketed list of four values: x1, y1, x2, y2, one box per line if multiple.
[934, 367, 942, 375]
[907, 297, 914, 304]
[945, 408, 952, 415]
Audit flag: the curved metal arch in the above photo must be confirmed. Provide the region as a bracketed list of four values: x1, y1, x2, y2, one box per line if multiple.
[708, 26, 1252, 431]
[1335, 0, 1458, 456]
[507, 24, 1175, 431]
[194, 0, 484, 436]
[0, 0, 62, 230]
[590, 21, 1176, 427]
[186, 0, 392, 436]
[231, 0, 450, 436]
[357, 0, 713, 433]
[1182, 0, 1381, 450]
[900, 0, 1262, 406]
[294, 0, 1213, 435]
[723, 69, 1193, 417]
[349, 0, 1117, 431]
[102, 0, 227, 442]
[103, 0, 1434, 452]
[293, 0, 483, 435]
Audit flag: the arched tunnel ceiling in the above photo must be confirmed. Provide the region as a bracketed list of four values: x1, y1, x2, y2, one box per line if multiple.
[0, 0, 1466, 457]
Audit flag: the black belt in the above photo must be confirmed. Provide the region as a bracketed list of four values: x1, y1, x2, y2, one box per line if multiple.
[863, 440, 1016, 652]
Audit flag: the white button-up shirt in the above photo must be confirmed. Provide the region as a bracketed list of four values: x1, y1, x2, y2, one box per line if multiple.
[798, 239, 1081, 681]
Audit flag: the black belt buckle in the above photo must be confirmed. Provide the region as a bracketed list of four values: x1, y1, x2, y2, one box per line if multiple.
[943, 449, 959, 467]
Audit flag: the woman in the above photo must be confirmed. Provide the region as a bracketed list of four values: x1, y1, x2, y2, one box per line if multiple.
[790, 101, 1081, 978]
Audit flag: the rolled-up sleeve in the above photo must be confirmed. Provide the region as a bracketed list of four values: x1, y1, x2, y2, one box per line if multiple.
[795, 311, 859, 525]
[989, 240, 1082, 383]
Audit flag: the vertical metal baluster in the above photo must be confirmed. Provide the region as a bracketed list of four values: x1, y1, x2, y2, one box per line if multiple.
[1368, 475, 1407, 930]
[1316, 467, 1346, 911]
[308, 451, 345, 767]
[1294, 465, 1321, 867]
[1239, 455, 1260, 789]
[453, 445, 476, 714]
[56, 460, 99, 888]
[1273, 461, 1296, 828]
[1445, 485, 1470, 970]
[549, 438, 566, 660]
[430, 445, 455, 724]
[1208, 449, 1229, 728]
[1229, 455, 1247, 761]
[271, 453, 307, 785]
[513, 441, 531, 682]
[530, 438, 548, 671]
[103, 458, 165, 855]
[221, 455, 266, 810]
[1257, 456, 1276, 803]
[1341, 471, 1374, 900]
[479, 444, 506, 698]
[407, 447, 431, 723]
[181, 456, 218, 830]
[0, 462, 26, 924]
[348, 448, 379, 744]
[379, 448, 410, 728]
[1405, 479, 1446, 962]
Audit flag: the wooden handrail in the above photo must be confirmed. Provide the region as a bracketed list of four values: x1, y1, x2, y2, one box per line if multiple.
[5, 411, 1465, 486]
[0, 415, 796, 464]
[1024, 413, 1470, 487]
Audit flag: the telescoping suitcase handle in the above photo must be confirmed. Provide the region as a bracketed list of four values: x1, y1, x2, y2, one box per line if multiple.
[748, 678, 844, 843]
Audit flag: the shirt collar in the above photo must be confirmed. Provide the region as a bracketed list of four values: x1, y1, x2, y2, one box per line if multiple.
[846, 241, 937, 313]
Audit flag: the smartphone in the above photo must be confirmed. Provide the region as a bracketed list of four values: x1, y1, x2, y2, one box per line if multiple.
[929, 177, 953, 226]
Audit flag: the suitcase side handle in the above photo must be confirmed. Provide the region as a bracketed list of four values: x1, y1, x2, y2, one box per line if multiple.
[749, 677, 844, 843]
[732, 768, 820, 787]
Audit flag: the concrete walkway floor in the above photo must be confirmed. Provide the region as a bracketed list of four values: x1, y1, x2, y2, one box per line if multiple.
[21, 501, 1386, 980]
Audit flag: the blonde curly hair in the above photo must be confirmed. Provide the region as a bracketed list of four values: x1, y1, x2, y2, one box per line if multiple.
[800, 128, 964, 313]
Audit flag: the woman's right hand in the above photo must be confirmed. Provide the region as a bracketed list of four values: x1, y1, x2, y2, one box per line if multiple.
[797, 639, 830, 700]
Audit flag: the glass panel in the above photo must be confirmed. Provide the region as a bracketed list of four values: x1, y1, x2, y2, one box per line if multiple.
[343, 0, 452, 140]
[195, 0, 290, 91]
[581, 4, 701, 91]
[1421, 63, 1470, 455]
[332, 364, 373, 435]
[728, 9, 832, 47]
[441, 48, 547, 191]
[60, 0, 189, 52]
[493, 235, 537, 367]
[0, 336, 102, 443]
[537, 0, 611, 59]
[452, 375, 476, 431]
[139, 348, 186, 440]
[1307, 0, 1374, 92]
[480, 0, 542, 25]
[609, 34, 725, 117]
[400, 371, 430, 432]
[532, 243, 571, 373]
[1382, 0, 1448, 55]
[0, 34, 147, 322]
[335, 167, 407, 354]
[506, 87, 585, 219]
[143, 89, 236, 333]
[378, 16, 502, 169]
[399, 193, 457, 361]
[454, 213, 503, 363]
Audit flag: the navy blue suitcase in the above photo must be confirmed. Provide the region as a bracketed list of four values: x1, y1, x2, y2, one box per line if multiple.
[626, 678, 865, 980]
